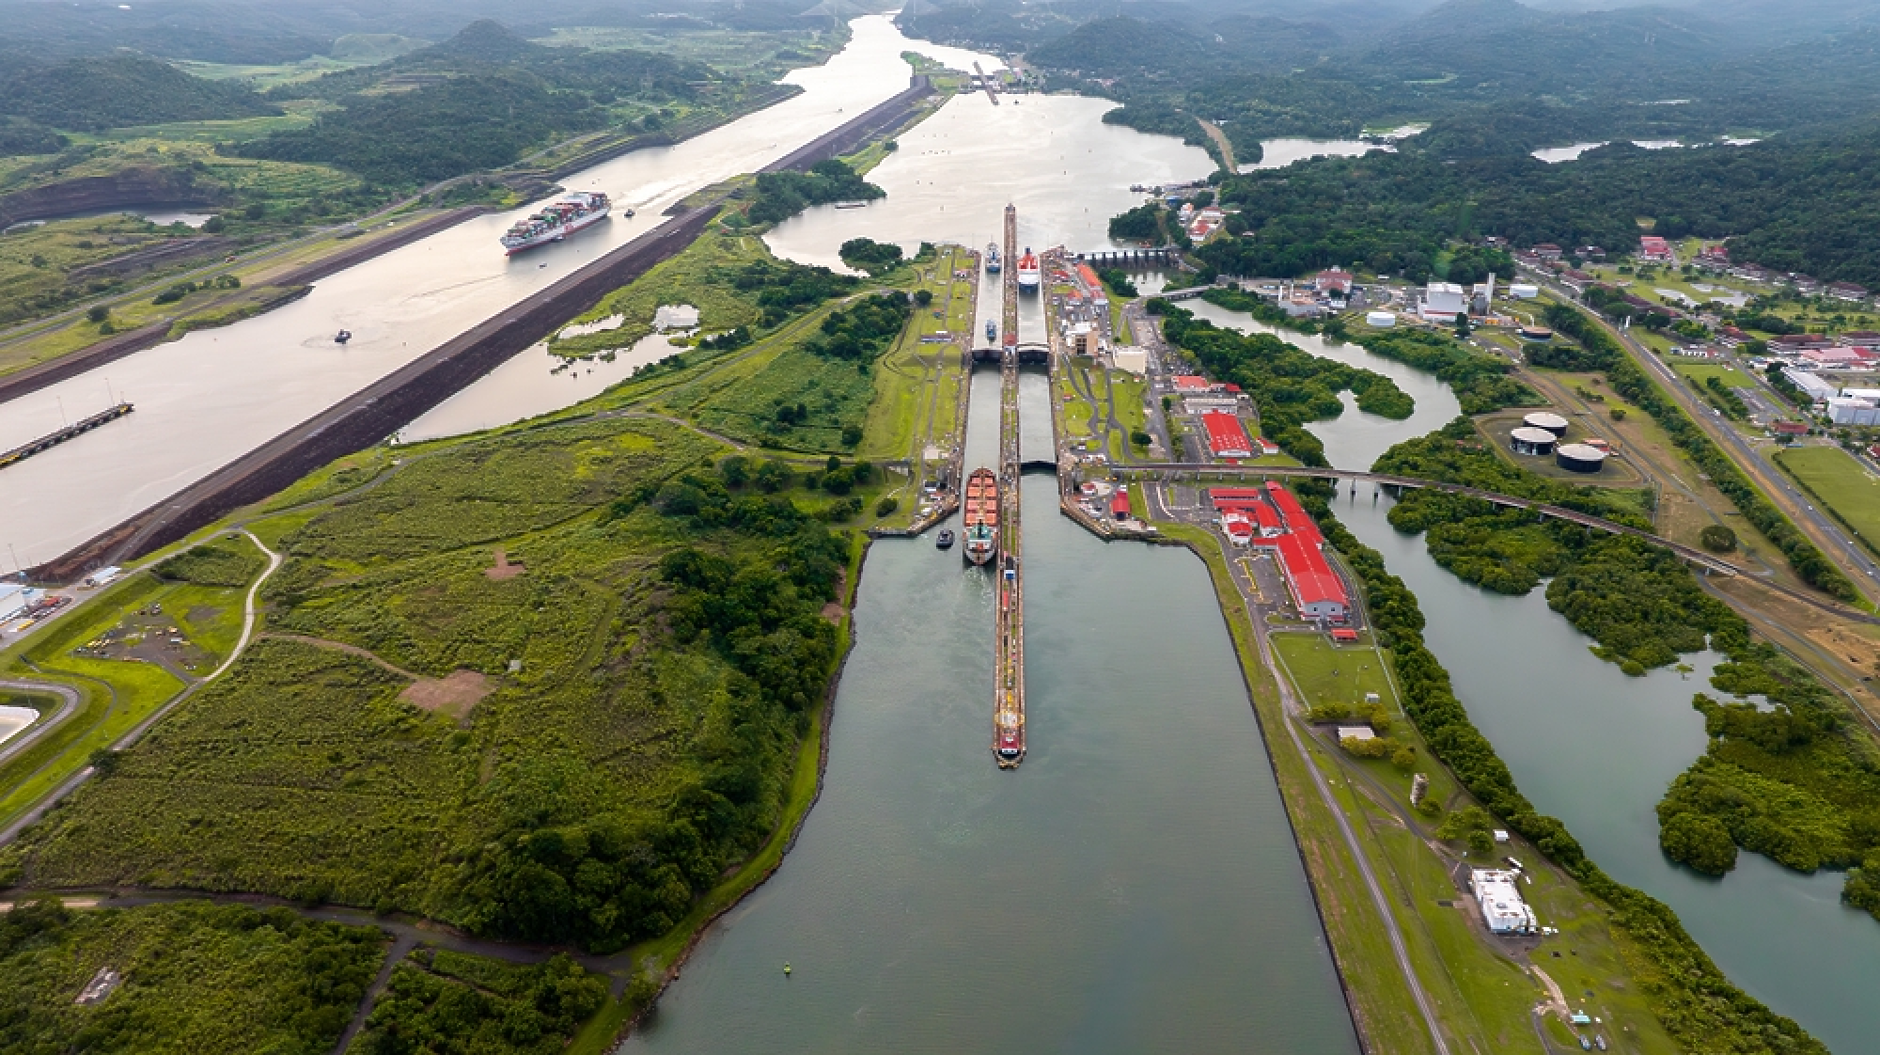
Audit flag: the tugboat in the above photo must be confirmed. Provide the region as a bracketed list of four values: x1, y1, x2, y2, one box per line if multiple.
[961, 467, 998, 566]
[334, 329, 352, 344]
[936, 528, 955, 550]
[984, 242, 1001, 274]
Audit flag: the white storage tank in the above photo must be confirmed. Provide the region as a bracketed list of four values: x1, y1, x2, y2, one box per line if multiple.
[1510, 427, 1558, 455]
[1524, 411, 1570, 437]
[1365, 310, 1397, 328]
[1556, 443, 1608, 473]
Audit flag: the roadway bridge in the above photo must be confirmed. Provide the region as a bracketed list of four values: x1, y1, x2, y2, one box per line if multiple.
[1124, 462, 1746, 575]
[1075, 248, 1181, 269]
[1157, 286, 1212, 301]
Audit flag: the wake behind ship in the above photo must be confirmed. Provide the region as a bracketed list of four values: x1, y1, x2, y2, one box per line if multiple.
[501, 191, 610, 254]
[962, 467, 998, 566]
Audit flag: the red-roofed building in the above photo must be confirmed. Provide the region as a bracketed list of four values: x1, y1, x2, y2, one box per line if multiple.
[1221, 512, 1256, 544]
[1315, 269, 1354, 296]
[1111, 490, 1132, 519]
[1173, 375, 1213, 393]
[1202, 412, 1253, 459]
[1639, 236, 1673, 261]
[1274, 531, 1349, 621]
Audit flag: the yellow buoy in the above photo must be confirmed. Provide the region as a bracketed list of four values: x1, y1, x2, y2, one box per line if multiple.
[783, 963, 792, 976]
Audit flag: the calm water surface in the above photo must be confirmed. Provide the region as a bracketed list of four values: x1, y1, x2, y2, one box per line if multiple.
[1179, 297, 1880, 1050]
[623, 470, 1360, 1055]
[0, 16, 1000, 564]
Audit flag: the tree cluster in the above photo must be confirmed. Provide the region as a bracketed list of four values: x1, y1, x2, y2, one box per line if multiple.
[1540, 302, 1855, 599]
[1154, 301, 1412, 463]
[746, 160, 884, 226]
[803, 292, 914, 361]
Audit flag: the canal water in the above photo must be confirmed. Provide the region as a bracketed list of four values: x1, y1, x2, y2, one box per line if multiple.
[0, 15, 1001, 566]
[624, 475, 1360, 1055]
[1187, 298, 1880, 1052]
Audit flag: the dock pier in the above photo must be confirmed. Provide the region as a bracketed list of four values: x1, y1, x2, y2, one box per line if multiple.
[994, 203, 1027, 768]
[0, 402, 133, 472]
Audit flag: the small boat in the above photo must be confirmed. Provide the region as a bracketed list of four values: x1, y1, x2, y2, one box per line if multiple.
[624, 208, 635, 218]
[985, 243, 1001, 273]
[833, 200, 869, 209]
[334, 330, 352, 344]
[936, 529, 955, 549]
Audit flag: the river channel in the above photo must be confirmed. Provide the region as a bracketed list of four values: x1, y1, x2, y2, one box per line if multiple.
[1188, 302, 1880, 1052]
[0, 16, 999, 567]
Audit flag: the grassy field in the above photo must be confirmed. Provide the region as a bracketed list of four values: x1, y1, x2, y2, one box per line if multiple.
[551, 231, 775, 359]
[1268, 619, 1682, 1054]
[0, 898, 384, 1055]
[0, 556, 271, 831]
[1668, 361, 1754, 388]
[856, 245, 972, 464]
[0, 413, 863, 964]
[1774, 445, 1880, 557]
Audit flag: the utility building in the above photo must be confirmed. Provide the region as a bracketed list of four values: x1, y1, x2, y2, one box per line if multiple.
[1470, 869, 1538, 935]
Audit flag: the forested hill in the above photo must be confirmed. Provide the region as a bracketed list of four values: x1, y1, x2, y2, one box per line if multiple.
[1193, 124, 1880, 287]
[0, 55, 278, 132]
[272, 19, 717, 101]
[240, 20, 726, 185]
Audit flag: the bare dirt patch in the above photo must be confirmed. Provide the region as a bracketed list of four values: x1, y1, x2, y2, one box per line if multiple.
[485, 548, 525, 581]
[400, 669, 493, 720]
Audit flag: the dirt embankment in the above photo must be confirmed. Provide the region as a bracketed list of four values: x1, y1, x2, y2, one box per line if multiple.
[32, 74, 941, 584]
[0, 207, 485, 406]
[0, 166, 221, 229]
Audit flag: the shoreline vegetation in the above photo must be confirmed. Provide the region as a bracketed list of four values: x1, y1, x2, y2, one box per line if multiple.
[1142, 286, 1837, 1050]
[1302, 494, 1827, 1054]
[0, 82, 963, 1047]
[0, 16, 853, 387]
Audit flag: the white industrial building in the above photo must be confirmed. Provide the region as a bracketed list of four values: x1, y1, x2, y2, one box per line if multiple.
[1420, 282, 1467, 320]
[1470, 868, 1538, 935]
[1827, 396, 1880, 425]
[1783, 367, 1841, 403]
[0, 584, 28, 622]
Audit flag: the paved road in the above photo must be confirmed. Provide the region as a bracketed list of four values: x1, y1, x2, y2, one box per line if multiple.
[0, 529, 287, 847]
[0, 679, 80, 767]
[1535, 275, 1880, 595]
[1197, 520, 1454, 1055]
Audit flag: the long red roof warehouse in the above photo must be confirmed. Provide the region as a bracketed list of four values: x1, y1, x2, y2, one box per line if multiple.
[1202, 412, 1253, 458]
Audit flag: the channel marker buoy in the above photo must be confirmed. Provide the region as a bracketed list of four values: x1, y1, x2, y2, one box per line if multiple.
[783, 963, 792, 976]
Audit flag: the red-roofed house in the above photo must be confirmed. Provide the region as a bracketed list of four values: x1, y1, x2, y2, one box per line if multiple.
[1173, 375, 1212, 393]
[1639, 236, 1673, 261]
[1316, 269, 1354, 296]
[1111, 490, 1132, 519]
[1202, 412, 1253, 459]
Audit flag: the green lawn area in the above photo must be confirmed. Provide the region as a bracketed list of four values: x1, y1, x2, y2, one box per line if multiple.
[1774, 445, 1880, 555]
[0, 543, 272, 830]
[1669, 361, 1753, 388]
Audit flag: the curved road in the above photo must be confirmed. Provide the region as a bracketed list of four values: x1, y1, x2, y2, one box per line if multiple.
[1205, 529, 1453, 1055]
[0, 679, 81, 767]
[0, 530, 284, 846]
[1534, 275, 1880, 597]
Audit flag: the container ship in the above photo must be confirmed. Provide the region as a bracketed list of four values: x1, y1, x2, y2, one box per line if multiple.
[500, 191, 610, 255]
[962, 467, 998, 566]
[1016, 247, 1040, 291]
[984, 242, 1001, 273]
